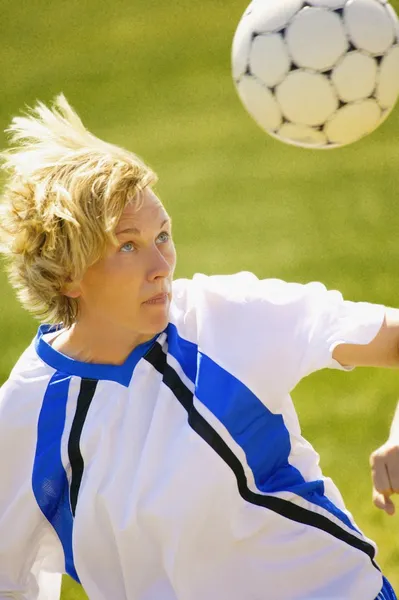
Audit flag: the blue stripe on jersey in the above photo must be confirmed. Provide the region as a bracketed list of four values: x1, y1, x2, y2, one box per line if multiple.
[377, 577, 397, 600]
[145, 340, 377, 566]
[32, 371, 79, 583]
[167, 323, 358, 533]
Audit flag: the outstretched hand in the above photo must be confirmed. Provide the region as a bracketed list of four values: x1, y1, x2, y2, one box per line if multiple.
[370, 441, 399, 515]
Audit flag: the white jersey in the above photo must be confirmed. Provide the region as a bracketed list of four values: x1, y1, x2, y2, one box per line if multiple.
[0, 272, 389, 600]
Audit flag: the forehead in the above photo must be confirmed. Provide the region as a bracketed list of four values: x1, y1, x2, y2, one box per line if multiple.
[117, 188, 168, 228]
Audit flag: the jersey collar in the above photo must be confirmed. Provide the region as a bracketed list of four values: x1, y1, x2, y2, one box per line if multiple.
[35, 324, 161, 387]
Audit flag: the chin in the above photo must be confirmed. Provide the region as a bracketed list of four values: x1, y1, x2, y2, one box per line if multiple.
[145, 312, 170, 336]
[138, 299, 171, 335]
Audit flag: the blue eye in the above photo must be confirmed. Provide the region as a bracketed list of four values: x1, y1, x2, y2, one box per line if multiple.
[157, 231, 170, 244]
[120, 242, 136, 253]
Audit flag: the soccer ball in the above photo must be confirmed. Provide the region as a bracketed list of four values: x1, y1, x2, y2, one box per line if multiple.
[232, 0, 399, 148]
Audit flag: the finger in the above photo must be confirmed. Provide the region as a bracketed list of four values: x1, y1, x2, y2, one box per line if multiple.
[373, 490, 396, 515]
[385, 456, 399, 493]
[370, 455, 392, 495]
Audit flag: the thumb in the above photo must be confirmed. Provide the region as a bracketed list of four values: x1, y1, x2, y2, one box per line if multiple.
[373, 490, 396, 515]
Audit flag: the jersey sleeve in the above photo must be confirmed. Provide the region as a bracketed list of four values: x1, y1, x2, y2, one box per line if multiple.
[0, 377, 64, 600]
[172, 272, 386, 396]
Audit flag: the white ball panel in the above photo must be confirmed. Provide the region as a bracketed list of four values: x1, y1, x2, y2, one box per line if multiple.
[250, 34, 291, 87]
[307, 0, 347, 7]
[286, 8, 348, 70]
[232, 17, 253, 80]
[377, 45, 399, 107]
[325, 99, 381, 144]
[332, 52, 377, 102]
[243, 0, 256, 15]
[237, 76, 282, 131]
[248, 0, 304, 33]
[385, 3, 399, 41]
[344, 0, 395, 55]
[278, 123, 328, 147]
[276, 70, 338, 126]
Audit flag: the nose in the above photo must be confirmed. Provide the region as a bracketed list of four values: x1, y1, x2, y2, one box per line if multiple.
[146, 245, 173, 282]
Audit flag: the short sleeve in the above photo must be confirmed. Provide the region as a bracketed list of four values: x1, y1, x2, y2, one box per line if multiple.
[171, 273, 386, 396]
[287, 282, 386, 379]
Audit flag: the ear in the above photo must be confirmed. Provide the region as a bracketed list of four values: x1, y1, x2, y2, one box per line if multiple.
[62, 280, 82, 299]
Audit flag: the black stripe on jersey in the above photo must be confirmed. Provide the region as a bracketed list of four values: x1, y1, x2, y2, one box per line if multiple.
[144, 342, 379, 570]
[68, 378, 98, 516]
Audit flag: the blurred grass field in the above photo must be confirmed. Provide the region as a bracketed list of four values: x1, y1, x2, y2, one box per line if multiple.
[1, 0, 399, 596]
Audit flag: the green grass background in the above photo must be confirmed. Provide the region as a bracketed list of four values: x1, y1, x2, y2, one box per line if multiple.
[1, 0, 399, 596]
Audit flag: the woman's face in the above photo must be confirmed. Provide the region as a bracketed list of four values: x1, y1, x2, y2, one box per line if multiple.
[71, 188, 176, 341]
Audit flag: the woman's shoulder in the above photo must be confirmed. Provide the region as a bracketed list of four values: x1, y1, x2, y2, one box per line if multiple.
[173, 271, 258, 292]
[0, 336, 55, 426]
[169, 272, 315, 347]
[171, 271, 263, 307]
[171, 272, 324, 309]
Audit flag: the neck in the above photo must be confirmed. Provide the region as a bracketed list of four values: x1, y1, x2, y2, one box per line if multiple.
[51, 318, 153, 366]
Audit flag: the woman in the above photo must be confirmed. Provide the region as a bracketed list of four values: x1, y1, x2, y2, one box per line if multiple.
[0, 95, 397, 600]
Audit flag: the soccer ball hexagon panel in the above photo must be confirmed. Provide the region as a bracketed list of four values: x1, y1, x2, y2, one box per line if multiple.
[232, 0, 399, 148]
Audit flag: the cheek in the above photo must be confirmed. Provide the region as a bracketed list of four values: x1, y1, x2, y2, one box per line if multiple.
[166, 243, 177, 272]
[82, 261, 140, 301]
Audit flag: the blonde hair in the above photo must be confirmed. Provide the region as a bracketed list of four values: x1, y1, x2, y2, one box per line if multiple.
[0, 94, 157, 328]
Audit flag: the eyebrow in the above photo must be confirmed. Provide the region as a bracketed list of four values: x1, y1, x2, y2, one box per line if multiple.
[116, 218, 171, 236]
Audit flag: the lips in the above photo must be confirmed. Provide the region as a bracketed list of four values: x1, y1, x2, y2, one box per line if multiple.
[143, 293, 169, 305]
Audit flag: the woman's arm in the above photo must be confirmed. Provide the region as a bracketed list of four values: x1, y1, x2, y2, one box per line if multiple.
[332, 308, 399, 368]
